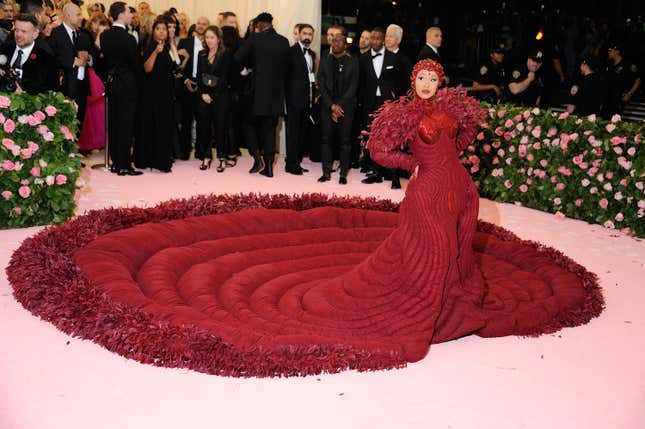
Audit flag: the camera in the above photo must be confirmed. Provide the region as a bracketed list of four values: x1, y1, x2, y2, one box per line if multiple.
[0, 54, 21, 93]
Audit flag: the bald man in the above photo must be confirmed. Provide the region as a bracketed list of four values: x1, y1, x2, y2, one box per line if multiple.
[48, 2, 93, 123]
[176, 16, 210, 159]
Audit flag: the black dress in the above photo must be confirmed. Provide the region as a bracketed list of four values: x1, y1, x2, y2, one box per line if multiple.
[135, 43, 175, 172]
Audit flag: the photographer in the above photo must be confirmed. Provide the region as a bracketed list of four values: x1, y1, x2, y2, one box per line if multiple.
[0, 13, 57, 94]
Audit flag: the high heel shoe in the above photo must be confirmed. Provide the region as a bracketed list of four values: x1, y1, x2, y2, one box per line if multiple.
[199, 159, 212, 170]
[216, 158, 226, 173]
[225, 155, 237, 167]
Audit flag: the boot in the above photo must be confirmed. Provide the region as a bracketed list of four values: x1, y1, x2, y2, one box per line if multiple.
[249, 149, 264, 174]
[260, 158, 273, 177]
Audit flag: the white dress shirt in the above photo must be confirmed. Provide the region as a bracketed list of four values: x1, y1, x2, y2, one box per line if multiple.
[371, 47, 385, 96]
[427, 43, 439, 55]
[10, 41, 35, 77]
[298, 42, 314, 73]
[192, 36, 203, 78]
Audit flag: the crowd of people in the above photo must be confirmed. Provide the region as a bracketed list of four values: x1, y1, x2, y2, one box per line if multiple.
[0, 0, 642, 185]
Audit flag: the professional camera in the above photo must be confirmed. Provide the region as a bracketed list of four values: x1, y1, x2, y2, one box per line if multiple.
[0, 54, 21, 93]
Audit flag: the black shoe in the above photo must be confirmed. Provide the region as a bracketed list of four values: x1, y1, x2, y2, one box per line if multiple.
[391, 177, 401, 189]
[216, 159, 226, 173]
[300, 166, 309, 173]
[339, 176, 347, 185]
[317, 175, 330, 182]
[117, 168, 143, 176]
[361, 174, 383, 184]
[359, 166, 371, 173]
[225, 156, 237, 167]
[199, 159, 212, 171]
[260, 163, 273, 177]
[110, 165, 117, 173]
[285, 166, 303, 175]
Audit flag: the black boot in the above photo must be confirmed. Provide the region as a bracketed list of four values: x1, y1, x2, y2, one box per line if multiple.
[260, 159, 273, 177]
[249, 150, 264, 174]
[391, 175, 401, 189]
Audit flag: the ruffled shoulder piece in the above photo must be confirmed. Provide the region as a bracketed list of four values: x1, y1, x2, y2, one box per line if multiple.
[431, 86, 487, 132]
[366, 95, 426, 152]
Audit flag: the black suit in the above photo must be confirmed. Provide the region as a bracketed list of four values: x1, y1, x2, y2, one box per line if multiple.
[100, 25, 141, 171]
[48, 24, 92, 124]
[176, 36, 202, 159]
[317, 52, 359, 177]
[358, 49, 407, 179]
[0, 40, 58, 95]
[285, 43, 316, 170]
[234, 27, 290, 172]
[417, 44, 441, 63]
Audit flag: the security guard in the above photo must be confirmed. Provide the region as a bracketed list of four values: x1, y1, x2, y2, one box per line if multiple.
[603, 43, 642, 116]
[471, 44, 506, 103]
[506, 50, 544, 107]
[566, 55, 607, 117]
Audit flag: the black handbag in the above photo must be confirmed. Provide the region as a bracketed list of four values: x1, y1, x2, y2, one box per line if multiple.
[202, 73, 219, 88]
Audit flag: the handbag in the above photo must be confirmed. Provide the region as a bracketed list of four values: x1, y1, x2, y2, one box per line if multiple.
[202, 73, 219, 88]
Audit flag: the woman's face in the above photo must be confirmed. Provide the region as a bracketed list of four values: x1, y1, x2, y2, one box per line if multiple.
[154, 23, 168, 42]
[178, 14, 188, 30]
[205, 29, 219, 50]
[167, 22, 176, 39]
[415, 70, 440, 99]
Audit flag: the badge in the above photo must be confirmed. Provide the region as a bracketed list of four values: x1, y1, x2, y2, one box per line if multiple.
[630, 64, 638, 72]
[207, 78, 213, 86]
[480, 65, 488, 75]
[570, 85, 579, 95]
[512, 70, 520, 79]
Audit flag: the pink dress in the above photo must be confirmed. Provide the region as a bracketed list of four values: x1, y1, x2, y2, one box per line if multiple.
[77, 68, 106, 153]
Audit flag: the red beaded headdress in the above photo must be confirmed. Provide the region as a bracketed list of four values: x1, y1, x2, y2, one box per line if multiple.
[410, 59, 444, 91]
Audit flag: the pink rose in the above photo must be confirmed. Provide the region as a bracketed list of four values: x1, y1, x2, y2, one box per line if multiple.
[470, 165, 479, 173]
[45, 175, 55, 186]
[558, 166, 572, 176]
[636, 182, 644, 191]
[0, 95, 11, 108]
[497, 110, 506, 118]
[554, 198, 562, 205]
[627, 147, 636, 156]
[558, 112, 570, 120]
[33, 110, 46, 121]
[13, 161, 22, 171]
[1, 190, 12, 200]
[17, 115, 29, 124]
[55, 174, 67, 185]
[579, 162, 588, 169]
[0, 113, 4, 123]
[27, 141, 39, 152]
[3, 119, 15, 133]
[620, 179, 627, 186]
[550, 175, 558, 184]
[615, 213, 624, 222]
[20, 148, 33, 159]
[587, 114, 596, 122]
[540, 159, 548, 167]
[508, 145, 516, 153]
[45, 105, 57, 116]
[573, 155, 583, 165]
[504, 119, 514, 128]
[603, 220, 615, 229]
[44, 132, 54, 142]
[2, 159, 15, 171]
[531, 126, 542, 138]
[556, 183, 566, 191]
[30, 167, 40, 177]
[605, 124, 616, 133]
[614, 192, 623, 201]
[497, 149, 505, 157]
[494, 127, 503, 136]
[476, 132, 484, 141]
[503, 132, 513, 141]
[514, 114, 522, 121]
[28, 115, 41, 126]
[492, 157, 499, 165]
[599, 198, 609, 209]
[505, 158, 512, 165]
[520, 136, 529, 145]
[526, 154, 534, 162]
[483, 144, 491, 153]
[611, 114, 622, 122]
[547, 128, 557, 137]
[516, 122, 525, 131]
[613, 147, 623, 155]
[559, 140, 568, 152]
[606, 172, 614, 179]
[18, 186, 30, 198]
[12, 207, 21, 215]
[532, 107, 540, 115]
[520, 184, 528, 193]
[581, 179, 590, 187]
[523, 110, 531, 119]
[532, 142, 540, 150]
[2, 137, 15, 150]
[526, 178, 533, 185]
[60, 125, 73, 140]
[555, 211, 565, 219]
[575, 199, 583, 207]
[504, 180, 512, 189]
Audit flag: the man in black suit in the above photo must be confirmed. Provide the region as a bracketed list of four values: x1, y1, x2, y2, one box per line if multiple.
[100, 1, 142, 176]
[176, 16, 209, 160]
[285, 23, 316, 175]
[317, 29, 358, 185]
[358, 26, 407, 188]
[417, 26, 442, 63]
[234, 12, 290, 178]
[48, 2, 92, 125]
[0, 13, 57, 95]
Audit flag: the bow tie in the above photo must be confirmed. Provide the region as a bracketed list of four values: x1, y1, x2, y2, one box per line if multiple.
[371, 52, 382, 59]
[303, 47, 312, 55]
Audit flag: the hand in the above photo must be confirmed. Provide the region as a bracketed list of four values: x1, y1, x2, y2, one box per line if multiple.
[177, 48, 189, 58]
[73, 57, 87, 67]
[493, 85, 501, 95]
[622, 92, 632, 103]
[331, 104, 344, 117]
[185, 80, 197, 92]
[201, 93, 213, 104]
[156, 42, 164, 54]
[78, 50, 90, 61]
[526, 71, 535, 82]
[14, 82, 24, 94]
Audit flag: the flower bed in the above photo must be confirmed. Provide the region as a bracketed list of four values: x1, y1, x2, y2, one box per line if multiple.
[460, 104, 644, 237]
[0, 92, 81, 229]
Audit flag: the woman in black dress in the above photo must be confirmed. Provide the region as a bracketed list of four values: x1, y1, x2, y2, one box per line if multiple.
[135, 18, 175, 173]
[195, 25, 231, 172]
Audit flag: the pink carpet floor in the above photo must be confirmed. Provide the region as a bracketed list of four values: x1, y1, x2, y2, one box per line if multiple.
[1, 154, 644, 429]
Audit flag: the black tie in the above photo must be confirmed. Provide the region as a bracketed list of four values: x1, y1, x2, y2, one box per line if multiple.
[72, 30, 79, 47]
[371, 52, 382, 59]
[12, 49, 23, 69]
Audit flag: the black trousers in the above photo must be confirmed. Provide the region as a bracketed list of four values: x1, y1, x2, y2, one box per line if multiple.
[320, 105, 354, 177]
[285, 104, 310, 169]
[243, 115, 278, 165]
[195, 93, 230, 160]
[177, 85, 196, 159]
[107, 84, 137, 170]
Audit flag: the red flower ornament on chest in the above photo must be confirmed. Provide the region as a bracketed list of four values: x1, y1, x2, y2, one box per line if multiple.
[30, 53, 37, 60]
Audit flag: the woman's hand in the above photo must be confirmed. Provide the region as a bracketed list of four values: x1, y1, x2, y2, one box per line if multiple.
[156, 42, 164, 54]
[178, 48, 189, 59]
[201, 94, 213, 104]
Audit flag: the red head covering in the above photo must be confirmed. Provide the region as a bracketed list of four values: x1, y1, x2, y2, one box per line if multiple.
[410, 59, 444, 93]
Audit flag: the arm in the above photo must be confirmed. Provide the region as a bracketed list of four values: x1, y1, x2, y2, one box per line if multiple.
[508, 72, 535, 95]
[143, 45, 160, 74]
[317, 58, 333, 107]
[370, 144, 418, 172]
[337, 57, 359, 108]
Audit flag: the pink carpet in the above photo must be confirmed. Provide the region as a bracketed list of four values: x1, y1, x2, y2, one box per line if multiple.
[1, 154, 644, 428]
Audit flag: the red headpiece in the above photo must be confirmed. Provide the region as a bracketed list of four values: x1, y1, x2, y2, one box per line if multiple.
[410, 59, 444, 92]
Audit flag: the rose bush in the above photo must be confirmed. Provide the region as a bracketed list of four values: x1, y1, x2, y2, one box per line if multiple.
[0, 92, 82, 229]
[461, 104, 644, 237]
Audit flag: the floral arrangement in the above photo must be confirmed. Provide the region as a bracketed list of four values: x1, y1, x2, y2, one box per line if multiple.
[461, 104, 644, 237]
[0, 92, 82, 229]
